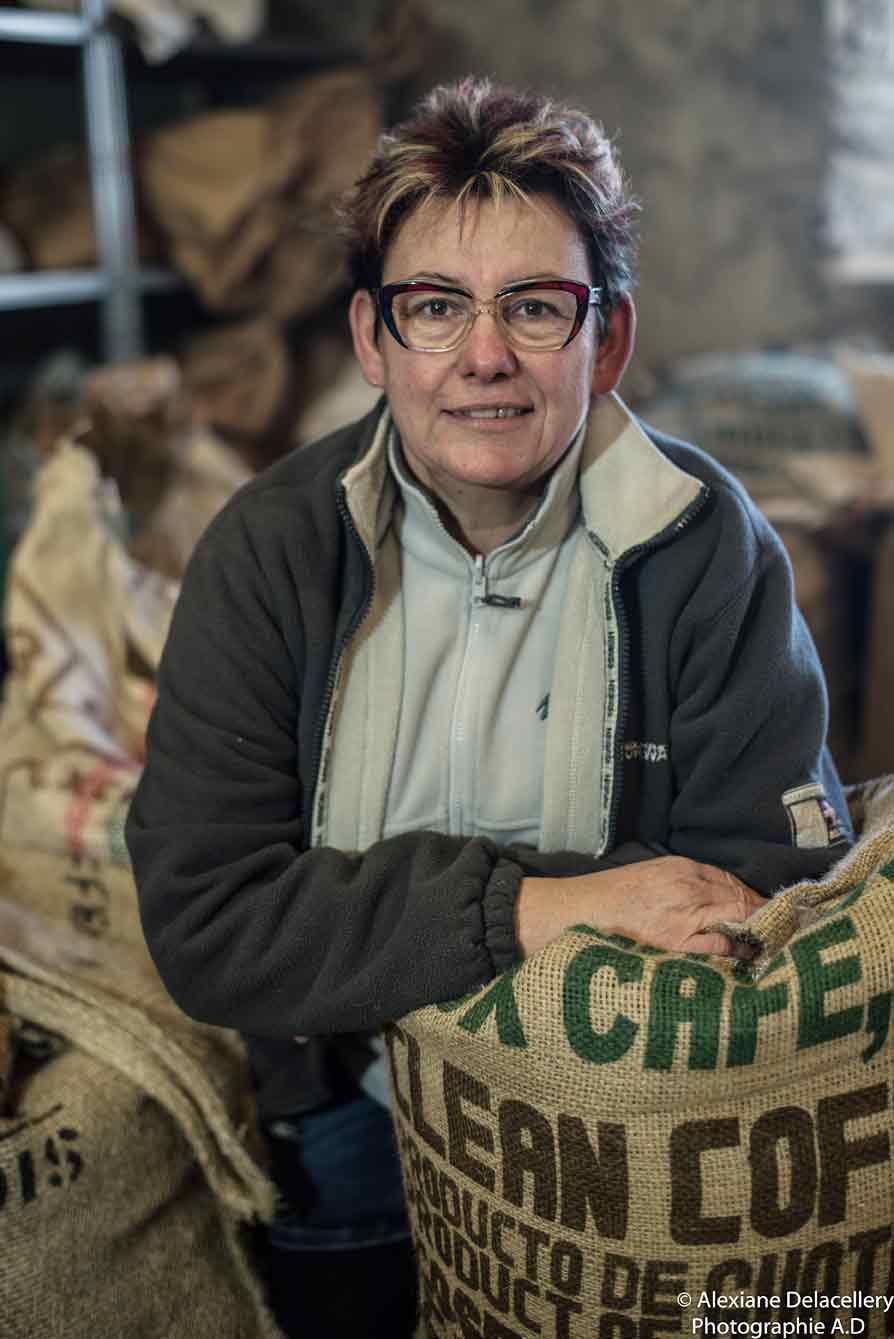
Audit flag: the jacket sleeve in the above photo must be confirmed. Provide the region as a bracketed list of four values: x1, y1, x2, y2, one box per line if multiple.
[125, 504, 537, 1041]
[662, 484, 852, 894]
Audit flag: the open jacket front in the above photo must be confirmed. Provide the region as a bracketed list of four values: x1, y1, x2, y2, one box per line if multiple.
[126, 393, 851, 1119]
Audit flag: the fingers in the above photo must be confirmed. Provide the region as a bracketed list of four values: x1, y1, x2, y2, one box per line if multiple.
[666, 862, 765, 958]
[725, 871, 764, 919]
[687, 931, 738, 956]
[689, 867, 763, 958]
[687, 931, 758, 960]
[697, 864, 763, 919]
[728, 937, 759, 961]
[572, 858, 765, 959]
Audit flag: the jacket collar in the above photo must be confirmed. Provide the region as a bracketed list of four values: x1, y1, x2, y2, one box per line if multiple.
[578, 391, 705, 561]
[340, 398, 396, 557]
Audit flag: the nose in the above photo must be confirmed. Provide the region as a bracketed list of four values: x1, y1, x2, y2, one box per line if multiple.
[457, 306, 518, 380]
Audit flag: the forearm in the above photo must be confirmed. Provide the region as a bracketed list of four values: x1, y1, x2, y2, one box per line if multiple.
[515, 872, 597, 958]
[511, 844, 657, 955]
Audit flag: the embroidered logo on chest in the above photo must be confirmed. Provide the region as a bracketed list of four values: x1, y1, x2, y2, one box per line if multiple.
[624, 740, 669, 763]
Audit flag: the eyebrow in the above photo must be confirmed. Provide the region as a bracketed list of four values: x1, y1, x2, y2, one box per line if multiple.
[402, 271, 567, 289]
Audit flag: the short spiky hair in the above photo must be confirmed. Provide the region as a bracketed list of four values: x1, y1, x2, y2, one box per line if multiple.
[338, 76, 639, 306]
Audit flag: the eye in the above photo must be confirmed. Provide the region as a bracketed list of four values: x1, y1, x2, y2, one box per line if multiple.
[403, 295, 464, 320]
[506, 297, 561, 321]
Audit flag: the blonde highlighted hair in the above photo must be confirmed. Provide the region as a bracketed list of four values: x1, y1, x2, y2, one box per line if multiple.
[338, 76, 639, 306]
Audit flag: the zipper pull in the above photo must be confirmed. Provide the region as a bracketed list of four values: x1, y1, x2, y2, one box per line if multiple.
[472, 553, 523, 609]
[483, 593, 523, 608]
[472, 553, 487, 606]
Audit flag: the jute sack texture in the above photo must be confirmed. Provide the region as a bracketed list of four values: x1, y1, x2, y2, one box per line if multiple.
[0, 442, 177, 868]
[389, 779, 894, 1338]
[0, 850, 282, 1339]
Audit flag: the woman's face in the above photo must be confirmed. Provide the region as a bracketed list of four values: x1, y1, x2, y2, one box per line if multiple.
[350, 194, 632, 512]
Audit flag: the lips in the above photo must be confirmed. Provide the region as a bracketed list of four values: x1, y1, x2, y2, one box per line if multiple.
[447, 405, 533, 419]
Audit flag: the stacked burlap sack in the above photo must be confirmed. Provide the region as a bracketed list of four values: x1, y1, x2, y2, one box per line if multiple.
[0, 145, 104, 272]
[0, 400, 278, 1335]
[75, 355, 253, 578]
[0, 440, 176, 864]
[390, 778, 894, 1337]
[138, 67, 381, 321]
[0, 853, 281, 1338]
[142, 64, 384, 460]
[0, 64, 386, 458]
[0, 352, 252, 865]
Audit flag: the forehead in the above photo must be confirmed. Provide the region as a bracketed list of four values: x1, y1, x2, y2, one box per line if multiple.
[383, 193, 590, 286]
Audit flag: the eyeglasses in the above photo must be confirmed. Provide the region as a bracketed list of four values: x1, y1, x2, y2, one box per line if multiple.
[376, 278, 604, 353]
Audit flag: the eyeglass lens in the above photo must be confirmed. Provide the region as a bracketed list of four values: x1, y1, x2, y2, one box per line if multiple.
[390, 286, 582, 350]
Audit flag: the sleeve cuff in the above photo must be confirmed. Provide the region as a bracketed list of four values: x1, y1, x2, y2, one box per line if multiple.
[482, 857, 524, 971]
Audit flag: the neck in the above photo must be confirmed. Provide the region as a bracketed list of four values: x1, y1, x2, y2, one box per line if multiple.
[427, 481, 540, 556]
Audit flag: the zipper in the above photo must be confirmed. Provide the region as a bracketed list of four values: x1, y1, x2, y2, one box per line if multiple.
[448, 547, 521, 836]
[449, 551, 493, 834]
[448, 558, 480, 835]
[596, 483, 712, 854]
[309, 481, 376, 840]
[472, 553, 486, 604]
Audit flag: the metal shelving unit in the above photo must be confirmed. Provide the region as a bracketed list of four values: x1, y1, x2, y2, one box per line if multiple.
[0, 7, 86, 41]
[0, 1, 175, 360]
[0, 8, 362, 370]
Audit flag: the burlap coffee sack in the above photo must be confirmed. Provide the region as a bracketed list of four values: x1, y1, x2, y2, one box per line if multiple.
[262, 70, 382, 322]
[0, 845, 266, 1161]
[139, 69, 380, 317]
[0, 962, 279, 1337]
[390, 780, 894, 1338]
[0, 837, 280, 1337]
[180, 317, 291, 443]
[74, 353, 252, 580]
[128, 426, 253, 580]
[0, 847, 144, 956]
[140, 108, 296, 248]
[171, 202, 288, 312]
[0, 851, 246, 1169]
[0, 145, 96, 270]
[76, 355, 190, 528]
[0, 443, 177, 865]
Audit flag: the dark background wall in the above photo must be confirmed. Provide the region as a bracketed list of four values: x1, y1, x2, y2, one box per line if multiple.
[411, 0, 893, 382]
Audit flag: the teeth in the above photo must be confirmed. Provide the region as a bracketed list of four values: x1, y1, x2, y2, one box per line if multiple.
[457, 407, 526, 419]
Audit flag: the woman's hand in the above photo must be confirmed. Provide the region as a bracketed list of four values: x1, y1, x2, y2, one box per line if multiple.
[515, 857, 764, 959]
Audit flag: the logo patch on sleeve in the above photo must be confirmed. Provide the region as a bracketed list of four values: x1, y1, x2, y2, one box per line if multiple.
[782, 782, 846, 848]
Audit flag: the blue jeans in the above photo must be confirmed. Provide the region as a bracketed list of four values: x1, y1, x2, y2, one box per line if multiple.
[263, 1091, 416, 1337]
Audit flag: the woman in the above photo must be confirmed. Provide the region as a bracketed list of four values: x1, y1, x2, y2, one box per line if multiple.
[127, 78, 850, 1337]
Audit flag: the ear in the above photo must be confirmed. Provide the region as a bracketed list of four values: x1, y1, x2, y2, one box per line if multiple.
[590, 294, 636, 396]
[349, 289, 385, 388]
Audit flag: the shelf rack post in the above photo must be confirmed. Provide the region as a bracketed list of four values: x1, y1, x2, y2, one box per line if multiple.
[81, 0, 143, 361]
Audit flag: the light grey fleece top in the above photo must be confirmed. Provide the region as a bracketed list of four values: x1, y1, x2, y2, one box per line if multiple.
[382, 426, 584, 848]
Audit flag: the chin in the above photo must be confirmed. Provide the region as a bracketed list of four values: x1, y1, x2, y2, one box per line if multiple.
[452, 463, 542, 492]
